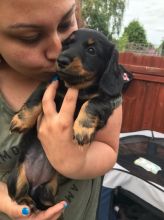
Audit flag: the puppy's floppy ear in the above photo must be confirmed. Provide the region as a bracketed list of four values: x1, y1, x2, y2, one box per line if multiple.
[99, 48, 132, 96]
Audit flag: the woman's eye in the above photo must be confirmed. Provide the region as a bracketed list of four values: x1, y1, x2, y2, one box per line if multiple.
[19, 35, 41, 44]
[87, 47, 96, 55]
[58, 21, 72, 32]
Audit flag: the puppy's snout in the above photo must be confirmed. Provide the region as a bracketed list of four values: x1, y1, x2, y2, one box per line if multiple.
[57, 55, 72, 69]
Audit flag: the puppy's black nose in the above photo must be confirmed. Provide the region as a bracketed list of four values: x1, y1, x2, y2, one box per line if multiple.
[57, 56, 72, 68]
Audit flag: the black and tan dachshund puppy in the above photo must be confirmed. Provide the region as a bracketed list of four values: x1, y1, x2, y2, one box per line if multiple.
[7, 28, 132, 212]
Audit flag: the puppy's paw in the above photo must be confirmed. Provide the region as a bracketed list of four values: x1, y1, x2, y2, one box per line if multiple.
[73, 101, 99, 146]
[10, 113, 30, 133]
[73, 119, 96, 146]
[73, 127, 95, 146]
[18, 196, 37, 213]
[10, 104, 42, 133]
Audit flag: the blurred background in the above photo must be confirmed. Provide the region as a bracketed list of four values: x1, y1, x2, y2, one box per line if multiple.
[80, 0, 164, 56]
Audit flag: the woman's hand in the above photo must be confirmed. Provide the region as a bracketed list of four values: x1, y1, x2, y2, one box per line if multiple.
[37, 80, 122, 179]
[37, 81, 86, 177]
[0, 182, 66, 220]
[10, 201, 66, 220]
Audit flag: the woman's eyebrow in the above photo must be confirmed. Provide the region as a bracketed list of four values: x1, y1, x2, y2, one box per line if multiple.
[7, 4, 76, 30]
[61, 4, 76, 21]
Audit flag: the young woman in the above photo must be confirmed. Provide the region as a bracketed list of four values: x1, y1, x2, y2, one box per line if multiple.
[0, 0, 122, 219]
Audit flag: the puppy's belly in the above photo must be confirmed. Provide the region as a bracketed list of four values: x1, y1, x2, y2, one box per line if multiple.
[24, 140, 55, 189]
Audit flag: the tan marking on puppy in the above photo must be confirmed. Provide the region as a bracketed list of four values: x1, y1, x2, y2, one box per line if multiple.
[40, 174, 58, 207]
[88, 38, 95, 45]
[65, 79, 96, 90]
[16, 164, 29, 198]
[73, 101, 99, 145]
[47, 174, 58, 196]
[62, 57, 96, 89]
[10, 103, 42, 132]
[65, 57, 91, 76]
[9, 164, 35, 209]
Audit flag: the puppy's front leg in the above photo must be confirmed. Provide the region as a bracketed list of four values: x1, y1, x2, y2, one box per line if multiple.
[10, 82, 48, 132]
[73, 95, 114, 146]
[73, 101, 99, 146]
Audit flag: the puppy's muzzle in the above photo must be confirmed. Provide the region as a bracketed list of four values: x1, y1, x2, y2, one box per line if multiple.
[57, 55, 72, 69]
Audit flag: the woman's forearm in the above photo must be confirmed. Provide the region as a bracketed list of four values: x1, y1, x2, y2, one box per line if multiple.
[52, 140, 118, 179]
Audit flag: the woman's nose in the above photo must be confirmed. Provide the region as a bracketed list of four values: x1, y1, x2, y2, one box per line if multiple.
[45, 33, 62, 61]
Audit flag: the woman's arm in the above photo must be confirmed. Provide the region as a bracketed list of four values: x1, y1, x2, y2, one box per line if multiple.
[38, 81, 122, 179]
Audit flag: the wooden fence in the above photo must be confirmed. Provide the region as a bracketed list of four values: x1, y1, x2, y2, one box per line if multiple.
[119, 52, 164, 133]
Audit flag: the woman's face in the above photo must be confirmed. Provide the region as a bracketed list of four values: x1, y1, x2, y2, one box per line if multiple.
[0, 0, 78, 80]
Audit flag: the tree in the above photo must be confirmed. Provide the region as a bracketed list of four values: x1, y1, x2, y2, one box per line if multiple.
[122, 20, 148, 44]
[82, 0, 127, 39]
[117, 32, 129, 51]
[159, 40, 164, 56]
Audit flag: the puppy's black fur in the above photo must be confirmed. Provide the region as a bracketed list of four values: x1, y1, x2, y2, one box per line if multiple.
[7, 28, 132, 212]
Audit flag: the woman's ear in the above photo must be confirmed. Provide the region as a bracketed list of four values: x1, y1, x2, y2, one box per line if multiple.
[99, 49, 131, 96]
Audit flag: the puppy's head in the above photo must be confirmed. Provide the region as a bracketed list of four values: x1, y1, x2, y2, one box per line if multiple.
[57, 28, 132, 94]
[57, 28, 114, 89]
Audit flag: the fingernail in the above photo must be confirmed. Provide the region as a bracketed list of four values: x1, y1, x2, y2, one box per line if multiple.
[22, 207, 30, 216]
[52, 74, 59, 81]
[64, 201, 68, 208]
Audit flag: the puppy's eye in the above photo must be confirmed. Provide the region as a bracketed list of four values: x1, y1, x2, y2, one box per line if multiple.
[87, 47, 96, 55]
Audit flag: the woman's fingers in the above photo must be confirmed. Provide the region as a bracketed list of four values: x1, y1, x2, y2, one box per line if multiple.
[42, 80, 78, 123]
[12, 202, 66, 219]
[39, 82, 78, 142]
[10, 203, 31, 219]
[33, 201, 67, 220]
[37, 112, 43, 131]
[42, 81, 59, 116]
[59, 87, 79, 124]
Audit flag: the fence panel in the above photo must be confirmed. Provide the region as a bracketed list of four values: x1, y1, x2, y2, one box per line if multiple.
[119, 52, 164, 133]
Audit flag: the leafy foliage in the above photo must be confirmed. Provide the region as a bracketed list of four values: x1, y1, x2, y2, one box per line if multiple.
[81, 0, 126, 39]
[122, 20, 148, 44]
[159, 41, 164, 56]
[117, 32, 129, 51]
